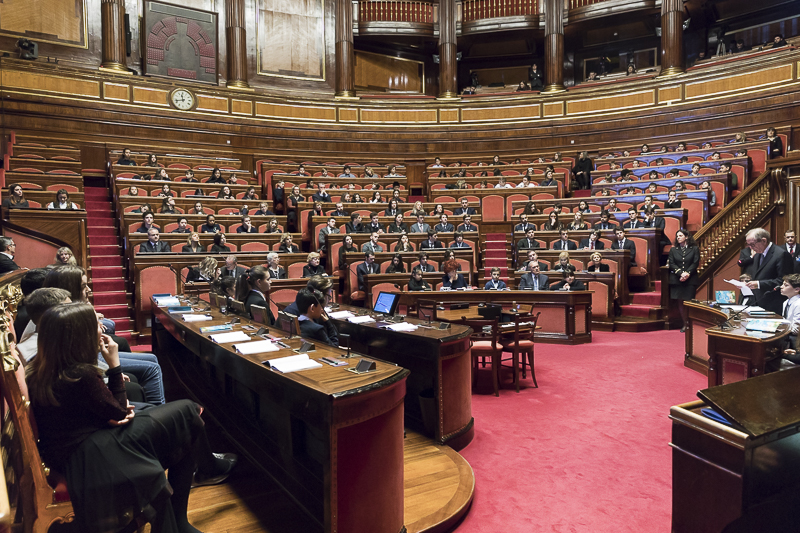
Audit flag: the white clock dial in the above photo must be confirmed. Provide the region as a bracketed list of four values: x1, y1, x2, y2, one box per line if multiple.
[171, 89, 195, 111]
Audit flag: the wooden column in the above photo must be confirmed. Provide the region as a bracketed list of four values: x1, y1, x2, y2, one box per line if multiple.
[335, 0, 356, 98]
[100, 0, 128, 72]
[438, 0, 459, 99]
[225, 0, 250, 88]
[660, 0, 685, 76]
[543, 0, 565, 93]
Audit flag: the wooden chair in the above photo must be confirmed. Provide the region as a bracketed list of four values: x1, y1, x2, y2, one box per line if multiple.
[276, 311, 299, 338]
[250, 304, 272, 326]
[500, 309, 541, 392]
[228, 298, 246, 317]
[461, 317, 504, 396]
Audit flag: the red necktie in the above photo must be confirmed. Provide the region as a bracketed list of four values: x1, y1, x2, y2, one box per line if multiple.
[590, 242, 594, 250]
[791, 245, 795, 255]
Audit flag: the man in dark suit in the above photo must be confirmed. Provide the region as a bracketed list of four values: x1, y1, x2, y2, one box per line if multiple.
[514, 214, 536, 233]
[318, 217, 341, 252]
[311, 184, 332, 203]
[366, 213, 385, 234]
[593, 211, 618, 231]
[611, 228, 637, 264]
[516, 228, 540, 251]
[457, 215, 477, 232]
[739, 227, 794, 313]
[782, 230, 799, 259]
[356, 252, 380, 291]
[435, 214, 455, 233]
[453, 198, 476, 216]
[420, 230, 443, 250]
[579, 230, 605, 250]
[518, 263, 549, 290]
[138, 229, 171, 254]
[345, 213, 365, 234]
[0, 237, 20, 274]
[417, 252, 436, 272]
[220, 255, 246, 279]
[330, 202, 349, 217]
[517, 250, 549, 273]
[550, 267, 586, 291]
[295, 288, 337, 346]
[623, 208, 644, 230]
[552, 230, 578, 251]
[643, 207, 671, 250]
[450, 232, 471, 250]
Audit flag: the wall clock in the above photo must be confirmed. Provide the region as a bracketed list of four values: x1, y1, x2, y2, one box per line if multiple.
[169, 88, 196, 111]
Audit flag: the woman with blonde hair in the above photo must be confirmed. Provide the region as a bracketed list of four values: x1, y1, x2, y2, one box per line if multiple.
[303, 252, 326, 278]
[50, 247, 77, 268]
[187, 256, 220, 283]
[182, 232, 203, 253]
[587, 251, 610, 272]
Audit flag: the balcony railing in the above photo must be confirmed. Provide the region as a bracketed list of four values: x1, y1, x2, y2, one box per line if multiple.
[358, 1, 434, 23]
[462, 0, 538, 22]
[569, 0, 610, 8]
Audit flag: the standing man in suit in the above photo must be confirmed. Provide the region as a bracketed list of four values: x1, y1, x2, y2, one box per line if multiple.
[571, 151, 593, 190]
[528, 63, 543, 91]
[356, 251, 380, 291]
[518, 263, 549, 290]
[457, 215, 477, 232]
[579, 230, 605, 250]
[515, 214, 536, 233]
[517, 228, 540, 251]
[611, 228, 637, 264]
[782, 230, 799, 259]
[318, 217, 341, 253]
[553, 230, 578, 251]
[623, 208, 643, 229]
[361, 232, 384, 254]
[739, 227, 794, 313]
[435, 214, 455, 233]
[454, 198, 476, 216]
[138, 228, 171, 254]
[0, 237, 19, 273]
[312, 183, 331, 204]
[593, 211, 618, 231]
[410, 214, 430, 233]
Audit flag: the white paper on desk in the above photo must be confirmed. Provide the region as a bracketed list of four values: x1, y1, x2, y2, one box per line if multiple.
[155, 297, 181, 307]
[265, 353, 322, 373]
[328, 310, 355, 319]
[348, 316, 375, 324]
[724, 279, 753, 296]
[182, 314, 213, 322]
[209, 331, 252, 344]
[386, 322, 418, 332]
[233, 340, 280, 355]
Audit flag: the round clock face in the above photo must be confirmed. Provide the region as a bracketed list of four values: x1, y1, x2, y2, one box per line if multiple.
[171, 89, 195, 111]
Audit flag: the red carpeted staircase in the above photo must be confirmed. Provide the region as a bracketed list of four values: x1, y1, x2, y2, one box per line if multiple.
[84, 185, 136, 342]
[616, 280, 667, 332]
[482, 233, 511, 286]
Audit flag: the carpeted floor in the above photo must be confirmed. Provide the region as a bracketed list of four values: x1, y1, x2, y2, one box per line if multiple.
[455, 330, 707, 533]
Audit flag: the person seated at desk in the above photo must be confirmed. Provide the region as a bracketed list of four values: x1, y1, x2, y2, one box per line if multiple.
[318, 217, 340, 253]
[454, 198, 476, 216]
[552, 252, 573, 272]
[383, 199, 400, 218]
[235, 216, 257, 234]
[542, 211, 563, 231]
[417, 252, 436, 273]
[220, 255, 246, 279]
[135, 212, 158, 234]
[458, 215, 477, 232]
[518, 262, 549, 290]
[611, 228, 637, 264]
[517, 228, 540, 251]
[187, 256, 220, 283]
[209, 233, 232, 254]
[410, 214, 430, 234]
[2, 184, 29, 209]
[623, 208, 644, 229]
[338, 165, 357, 178]
[395, 233, 414, 252]
[567, 212, 588, 231]
[484, 267, 507, 290]
[116, 147, 136, 165]
[699, 181, 717, 207]
[450, 232, 471, 249]
[151, 168, 171, 182]
[266, 252, 287, 280]
[664, 190, 682, 209]
[345, 213, 366, 234]
[234, 265, 275, 323]
[338, 235, 358, 271]
[279, 233, 300, 254]
[171, 216, 192, 234]
[182, 169, 199, 183]
[515, 214, 536, 233]
[293, 288, 337, 346]
[638, 195, 656, 213]
[441, 260, 467, 290]
[420, 230, 444, 250]
[550, 267, 586, 291]
[330, 202, 348, 217]
[361, 232, 384, 254]
[200, 214, 221, 233]
[303, 252, 327, 278]
[366, 212, 385, 234]
[312, 183, 331, 204]
[388, 213, 409, 234]
[518, 250, 549, 273]
[580, 230, 605, 250]
[435, 214, 455, 233]
[586, 251, 610, 272]
[207, 167, 226, 184]
[541, 167, 558, 187]
[408, 267, 432, 291]
[776, 275, 800, 365]
[263, 218, 281, 234]
[386, 254, 406, 274]
[253, 201, 274, 216]
[138, 228, 170, 254]
[357, 251, 380, 292]
[553, 229, 578, 251]
[182, 232, 203, 253]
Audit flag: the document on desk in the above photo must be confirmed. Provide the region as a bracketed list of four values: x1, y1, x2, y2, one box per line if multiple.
[265, 353, 323, 373]
[154, 296, 181, 307]
[209, 331, 252, 344]
[724, 279, 753, 296]
[348, 316, 376, 324]
[328, 310, 356, 319]
[384, 322, 418, 332]
[233, 339, 280, 355]
[182, 314, 213, 322]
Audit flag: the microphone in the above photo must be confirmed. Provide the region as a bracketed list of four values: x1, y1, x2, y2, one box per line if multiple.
[419, 308, 432, 324]
[718, 285, 781, 329]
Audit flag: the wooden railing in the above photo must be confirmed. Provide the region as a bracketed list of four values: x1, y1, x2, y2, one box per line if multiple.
[462, 0, 537, 22]
[358, 0, 433, 23]
[569, 0, 610, 8]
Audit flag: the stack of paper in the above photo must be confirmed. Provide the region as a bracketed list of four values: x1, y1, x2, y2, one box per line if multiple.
[154, 296, 181, 307]
[233, 339, 280, 355]
[329, 310, 355, 319]
[264, 353, 323, 373]
[209, 331, 252, 343]
[386, 322, 418, 332]
[348, 316, 375, 324]
[182, 314, 213, 322]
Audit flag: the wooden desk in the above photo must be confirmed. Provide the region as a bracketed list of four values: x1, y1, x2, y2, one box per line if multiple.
[399, 290, 592, 344]
[152, 299, 408, 533]
[326, 303, 475, 450]
[684, 301, 790, 387]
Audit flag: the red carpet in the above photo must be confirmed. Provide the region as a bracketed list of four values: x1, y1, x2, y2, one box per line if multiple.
[456, 330, 706, 532]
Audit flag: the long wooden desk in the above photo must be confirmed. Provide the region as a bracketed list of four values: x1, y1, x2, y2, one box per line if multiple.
[684, 301, 789, 387]
[152, 299, 409, 533]
[325, 303, 475, 450]
[397, 290, 592, 344]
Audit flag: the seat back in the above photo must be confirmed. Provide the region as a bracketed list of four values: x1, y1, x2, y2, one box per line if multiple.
[276, 311, 298, 337]
[250, 304, 271, 326]
[229, 298, 247, 317]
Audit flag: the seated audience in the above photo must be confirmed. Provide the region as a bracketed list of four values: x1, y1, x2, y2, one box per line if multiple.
[517, 228, 540, 251]
[435, 214, 454, 233]
[266, 252, 287, 280]
[220, 256, 246, 279]
[139, 228, 170, 254]
[388, 214, 409, 234]
[116, 147, 136, 165]
[346, 213, 365, 234]
[13, 268, 48, 338]
[318, 217, 341, 252]
[611, 228, 637, 263]
[135, 212, 157, 234]
[200, 214, 221, 233]
[253, 202, 274, 216]
[264, 218, 281, 233]
[518, 262, 548, 290]
[2, 184, 30, 209]
[171, 217, 192, 234]
[458, 215, 477, 232]
[234, 266, 275, 324]
[160, 197, 178, 214]
[542, 212, 563, 231]
[395, 233, 414, 252]
[209, 233, 231, 253]
[421, 230, 443, 249]
[361, 232, 384, 254]
[294, 288, 337, 346]
[278, 233, 300, 253]
[182, 232, 203, 254]
[237, 216, 258, 234]
[187, 256, 220, 283]
[580, 230, 605, 250]
[441, 260, 467, 290]
[386, 254, 406, 274]
[46, 189, 80, 210]
[207, 167, 226, 183]
[366, 212, 385, 234]
[550, 267, 586, 291]
[417, 252, 436, 272]
[586, 251, 610, 272]
[553, 230, 578, 251]
[49, 246, 77, 268]
[303, 252, 327, 278]
[484, 267, 507, 290]
[664, 190, 682, 209]
[356, 251, 380, 291]
[450, 232, 471, 249]
[454, 198, 476, 216]
[410, 214, 430, 234]
[408, 268, 431, 291]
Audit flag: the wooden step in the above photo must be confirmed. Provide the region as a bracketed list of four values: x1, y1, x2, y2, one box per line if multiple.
[613, 316, 666, 332]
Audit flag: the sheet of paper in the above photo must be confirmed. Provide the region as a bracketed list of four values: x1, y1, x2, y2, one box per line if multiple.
[266, 353, 323, 373]
[386, 322, 418, 332]
[154, 297, 181, 307]
[209, 331, 252, 343]
[233, 340, 280, 355]
[328, 310, 355, 319]
[724, 279, 753, 296]
[348, 316, 376, 324]
[182, 314, 213, 322]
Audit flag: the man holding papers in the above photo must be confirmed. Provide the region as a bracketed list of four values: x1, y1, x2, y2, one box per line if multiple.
[296, 288, 338, 346]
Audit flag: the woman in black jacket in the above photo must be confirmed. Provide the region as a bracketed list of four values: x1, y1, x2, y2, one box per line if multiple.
[668, 229, 700, 332]
[209, 233, 232, 253]
[303, 252, 327, 278]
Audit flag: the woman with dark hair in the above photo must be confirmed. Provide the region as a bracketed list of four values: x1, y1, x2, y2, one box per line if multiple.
[352, 193, 364, 203]
[242, 186, 258, 201]
[541, 167, 558, 187]
[26, 302, 236, 533]
[522, 201, 541, 215]
[47, 189, 80, 210]
[626, 64, 636, 76]
[432, 204, 445, 217]
[395, 233, 414, 252]
[235, 266, 275, 323]
[158, 183, 174, 197]
[212, 275, 236, 298]
[766, 127, 783, 159]
[384, 199, 400, 217]
[160, 196, 178, 214]
[338, 234, 358, 270]
[386, 254, 406, 274]
[370, 190, 384, 203]
[408, 267, 431, 291]
[152, 168, 171, 181]
[219, 186, 235, 200]
[145, 153, 159, 166]
[668, 228, 700, 332]
[264, 218, 281, 233]
[576, 200, 591, 214]
[542, 211, 562, 231]
[278, 233, 300, 253]
[200, 214, 221, 233]
[441, 260, 467, 289]
[388, 214, 409, 234]
[2, 183, 30, 209]
[182, 232, 203, 253]
[209, 233, 231, 253]
[207, 167, 225, 184]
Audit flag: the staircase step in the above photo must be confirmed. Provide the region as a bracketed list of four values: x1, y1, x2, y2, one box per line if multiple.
[111, 318, 133, 331]
[88, 226, 117, 237]
[93, 292, 129, 306]
[91, 266, 125, 278]
[89, 244, 122, 255]
[87, 235, 119, 246]
[631, 292, 661, 306]
[91, 278, 126, 292]
[654, 280, 662, 292]
[619, 304, 654, 318]
[614, 317, 665, 333]
[91, 255, 123, 267]
[84, 187, 110, 198]
[86, 201, 113, 211]
[87, 215, 116, 224]
[572, 190, 592, 198]
[94, 304, 131, 319]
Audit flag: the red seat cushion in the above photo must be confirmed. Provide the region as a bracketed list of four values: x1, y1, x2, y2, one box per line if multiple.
[48, 470, 71, 503]
[502, 340, 534, 349]
[472, 341, 499, 351]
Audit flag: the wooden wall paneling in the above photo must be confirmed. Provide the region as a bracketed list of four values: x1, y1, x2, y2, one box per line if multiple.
[259, 0, 325, 81]
[461, 104, 540, 122]
[132, 86, 172, 106]
[360, 108, 438, 123]
[103, 81, 130, 101]
[3, 70, 100, 98]
[255, 101, 337, 121]
[0, 0, 87, 48]
[5, 210, 88, 267]
[566, 89, 654, 115]
[231, 98, 254, 115]
[354, 51, 424, 93]
[684, 64, 794, 100]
